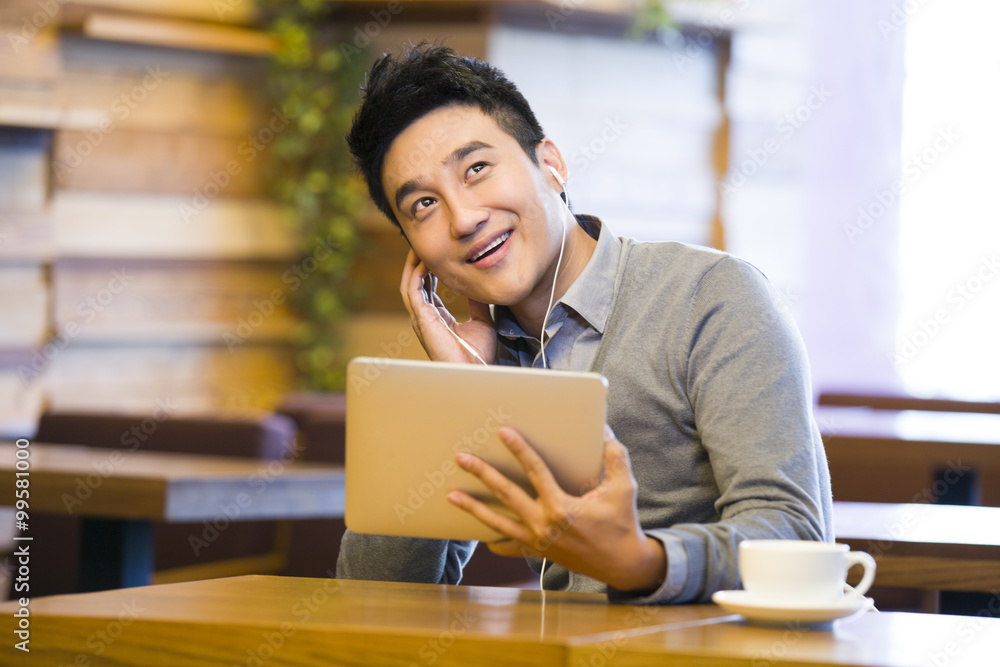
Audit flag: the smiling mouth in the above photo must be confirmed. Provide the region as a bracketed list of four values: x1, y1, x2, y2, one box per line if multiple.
[468, 231, 511, 263]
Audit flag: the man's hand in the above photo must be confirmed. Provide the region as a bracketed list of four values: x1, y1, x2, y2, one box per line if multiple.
[446, 424, 666, 594]
[401, 249, 496, 364]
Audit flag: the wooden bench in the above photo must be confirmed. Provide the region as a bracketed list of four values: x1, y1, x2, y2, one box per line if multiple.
[819, 392, 1000, 414]
[816, 394, 1000, 506]
[834, 501, 1000, 594]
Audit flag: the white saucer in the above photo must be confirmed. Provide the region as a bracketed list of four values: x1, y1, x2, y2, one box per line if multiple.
[711, 590, 874, 626]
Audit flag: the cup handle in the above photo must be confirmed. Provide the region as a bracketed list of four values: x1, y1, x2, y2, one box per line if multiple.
[846, 551, 877, 596]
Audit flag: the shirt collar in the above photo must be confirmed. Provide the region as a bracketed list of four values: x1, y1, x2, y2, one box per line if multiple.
[495, 215, 622, 339]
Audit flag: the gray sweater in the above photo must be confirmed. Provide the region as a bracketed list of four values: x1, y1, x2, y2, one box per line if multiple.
[338, 234, 833, 603]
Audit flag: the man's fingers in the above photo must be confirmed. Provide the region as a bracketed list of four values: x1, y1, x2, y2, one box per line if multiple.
[400, 249, 426, 321]
[497, 427, 564, 499]
[487, 539, 541, 559]
[447, 491, 531, 544]
[400, 248, 421, 292]
[405, 262, 443, 328]
[600, 425, 633, 483]
[455, 452, 536, 515]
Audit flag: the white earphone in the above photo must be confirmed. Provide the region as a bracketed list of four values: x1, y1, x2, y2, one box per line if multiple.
[547, 164, 566, 188]
[537, 164, 570, 371]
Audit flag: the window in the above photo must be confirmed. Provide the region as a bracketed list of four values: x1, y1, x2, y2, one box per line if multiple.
[896, 1, 1000, 399]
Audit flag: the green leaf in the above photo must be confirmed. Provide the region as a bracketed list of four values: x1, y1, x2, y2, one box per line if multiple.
[263, 5, 373, 390]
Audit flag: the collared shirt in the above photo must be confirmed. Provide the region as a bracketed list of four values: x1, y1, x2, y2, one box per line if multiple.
[494, 214, 621, 372]
[492, 215, 689, 603]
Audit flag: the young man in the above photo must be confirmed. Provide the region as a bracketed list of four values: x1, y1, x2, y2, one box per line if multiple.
[336, 43, 832, 603]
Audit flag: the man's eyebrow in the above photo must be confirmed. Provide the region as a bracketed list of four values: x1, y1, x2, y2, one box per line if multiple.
[442, 140, 493, 167]
[393, 141, 494, 214]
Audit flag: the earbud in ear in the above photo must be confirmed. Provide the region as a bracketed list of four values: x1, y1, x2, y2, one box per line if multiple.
[547, 165, 566, 187]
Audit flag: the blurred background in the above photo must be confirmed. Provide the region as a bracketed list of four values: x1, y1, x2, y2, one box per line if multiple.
[1, 0, 998, 601]
[2, 0, 997, 434]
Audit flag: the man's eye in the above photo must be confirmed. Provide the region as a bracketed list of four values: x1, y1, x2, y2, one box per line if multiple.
[414, 197, 436, 212]
[467, 162, 488, 177]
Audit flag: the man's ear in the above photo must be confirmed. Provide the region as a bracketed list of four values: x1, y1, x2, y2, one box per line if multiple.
[535, 138, 568, 185]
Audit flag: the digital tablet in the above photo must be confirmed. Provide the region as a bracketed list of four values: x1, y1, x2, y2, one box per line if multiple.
[345, 356, 608, 541]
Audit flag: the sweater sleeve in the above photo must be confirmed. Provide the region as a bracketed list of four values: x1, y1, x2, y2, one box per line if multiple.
[616, 256, 833, 604]
[336, 530, 477, 585]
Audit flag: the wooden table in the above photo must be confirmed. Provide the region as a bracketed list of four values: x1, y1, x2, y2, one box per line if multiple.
[1, 575, 998, 666]
[817, 406, 1000, 506]
[834, 501, 1000, 593]
[0, 442, 345, 591]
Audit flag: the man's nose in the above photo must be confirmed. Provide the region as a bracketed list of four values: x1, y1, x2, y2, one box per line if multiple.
[449, 196, 489, 239]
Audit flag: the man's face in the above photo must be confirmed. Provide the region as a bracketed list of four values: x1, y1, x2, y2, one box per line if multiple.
[382, 104, 566, 307]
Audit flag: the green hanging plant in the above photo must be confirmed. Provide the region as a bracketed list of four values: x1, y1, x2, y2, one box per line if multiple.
[260, 0, 371, 391]
[629, 0, 678, 39]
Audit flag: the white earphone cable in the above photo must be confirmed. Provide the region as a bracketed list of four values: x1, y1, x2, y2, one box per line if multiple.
[539, 169, 571, 596]
[436, 167, 571, 600]
[445, 325, 489, 366]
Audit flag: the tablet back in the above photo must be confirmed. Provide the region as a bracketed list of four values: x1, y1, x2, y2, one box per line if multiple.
[345, 357, 608, 541]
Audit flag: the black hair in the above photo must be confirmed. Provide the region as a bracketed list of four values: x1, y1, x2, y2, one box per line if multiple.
[346, 42, 546, 228]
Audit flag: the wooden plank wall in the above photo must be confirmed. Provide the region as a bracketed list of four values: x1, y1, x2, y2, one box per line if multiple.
[0, 1, 296, 435]
[1, 0, 729, 434]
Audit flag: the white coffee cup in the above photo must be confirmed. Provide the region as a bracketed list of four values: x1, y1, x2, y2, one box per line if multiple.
[738, 540, 876, 606]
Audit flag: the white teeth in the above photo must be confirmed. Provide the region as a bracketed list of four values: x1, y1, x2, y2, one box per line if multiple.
[471, 232, 510, 261]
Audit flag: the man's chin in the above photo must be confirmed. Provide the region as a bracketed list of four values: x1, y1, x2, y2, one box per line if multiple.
[444, 272, 533, 309]
[469, 288, 529, 309]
